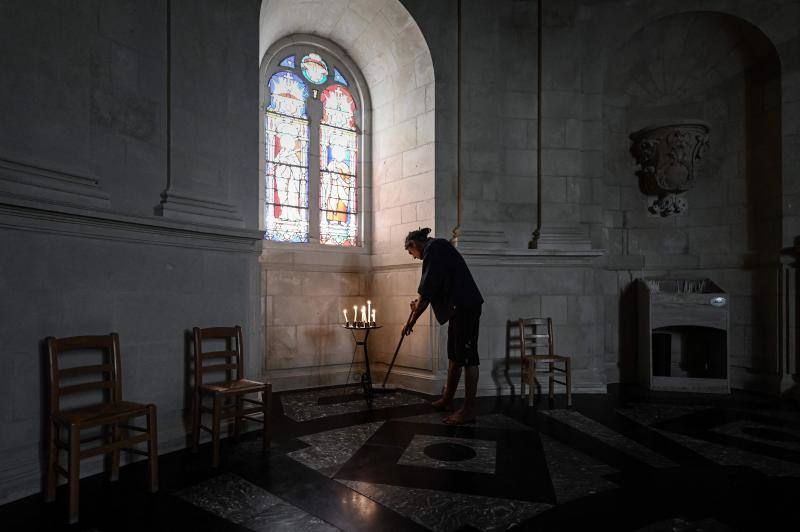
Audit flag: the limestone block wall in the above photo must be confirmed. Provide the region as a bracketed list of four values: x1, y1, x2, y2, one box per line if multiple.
[538, 0, 604, 240]
[0, 0, 262, 504]
[464, 253, 606, 395]
[258, 0, 437, 389]
[258, 0, 436, 267]
[369, 253, 608, 397]
[405, 0, 544, 248]
[368, 264, 437, 391]
[263, 251, 371, 390]
[0, 226, 260, 504]
[256, 0, 799, 398]
[599, 13, 781, 381]
[577, 0, 800, 391]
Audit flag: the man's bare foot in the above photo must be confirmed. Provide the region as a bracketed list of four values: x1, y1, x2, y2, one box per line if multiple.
[431, 397, 455, 411]
[443, 407, 476, 425]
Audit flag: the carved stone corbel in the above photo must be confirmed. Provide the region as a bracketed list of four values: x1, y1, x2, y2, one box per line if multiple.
[629, 121, 710, 217]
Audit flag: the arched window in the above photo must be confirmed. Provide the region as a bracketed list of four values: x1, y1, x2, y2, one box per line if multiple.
[263, 47, 362, 246]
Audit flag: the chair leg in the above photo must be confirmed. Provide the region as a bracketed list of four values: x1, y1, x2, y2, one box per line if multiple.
[45, 422, 57, 503]
[212, 395, 221, 468]
[234, 396, 243, 442]
[68, 424, 80, 524]
[505, 322, 511, 376]
[566, 358, 572, 407]
[191, 392, 200, 452]
[262, 385, 272, 452]
[146, 405, 159, 492]
[527, 362, 534, 407]
[110, 423, 120, 482]
[549, 362, 555, 400]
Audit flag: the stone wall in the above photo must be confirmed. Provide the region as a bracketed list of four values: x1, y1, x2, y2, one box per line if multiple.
[263, 251, 371, 390]
[581, 1, 800, 391]
[265, 0, 799, 398]
[0, 0, 262, 504]
[464, 252, 606, 395]
[258, 0, 437, 390]
[258, 0, 436, 266]
[3, 0, 798, 506]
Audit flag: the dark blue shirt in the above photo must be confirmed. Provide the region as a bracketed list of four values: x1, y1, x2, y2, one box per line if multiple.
[417, 238, 484, 324]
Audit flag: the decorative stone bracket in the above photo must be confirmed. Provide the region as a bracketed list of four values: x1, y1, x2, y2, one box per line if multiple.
[629, 121, 710, 217]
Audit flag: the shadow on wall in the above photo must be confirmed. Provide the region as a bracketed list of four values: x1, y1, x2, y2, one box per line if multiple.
[602, 10, 782, 382]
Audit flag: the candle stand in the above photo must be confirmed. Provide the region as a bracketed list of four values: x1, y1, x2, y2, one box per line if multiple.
[342, 323, 386, 407]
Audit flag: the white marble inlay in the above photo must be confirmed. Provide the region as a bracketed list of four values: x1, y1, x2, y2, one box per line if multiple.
[542, 410, 676, 468]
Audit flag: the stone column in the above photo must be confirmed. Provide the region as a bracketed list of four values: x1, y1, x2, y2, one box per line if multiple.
[155, 0, 247, 228]
[529, 0, 594, 252]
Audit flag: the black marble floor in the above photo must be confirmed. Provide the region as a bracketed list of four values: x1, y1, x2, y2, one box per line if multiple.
[2, 384, 800, 531]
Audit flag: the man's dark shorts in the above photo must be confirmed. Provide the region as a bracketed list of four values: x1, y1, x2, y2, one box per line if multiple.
[447, 305, 481, 367]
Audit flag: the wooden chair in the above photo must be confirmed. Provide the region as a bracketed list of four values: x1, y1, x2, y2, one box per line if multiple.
[517, 318, 572, 407]
[44, 333, 158, 524]
[191, 326, 271, 467]
[505, 319, 524, 373]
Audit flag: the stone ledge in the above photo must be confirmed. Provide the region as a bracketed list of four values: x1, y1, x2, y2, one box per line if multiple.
[156, 188, 244, 228]
[461, 247, 605, 267]
[0, 156, 111, 210]
[0, 197, 263, 253]
[261, 246, 373, 272]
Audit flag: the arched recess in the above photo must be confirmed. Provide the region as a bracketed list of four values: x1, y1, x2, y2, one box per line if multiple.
[599, 11, 782, 390]
[260, 35, 372, 248]
[259, 0, 438, 391]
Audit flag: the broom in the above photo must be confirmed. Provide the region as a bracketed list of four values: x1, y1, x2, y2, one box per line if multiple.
[382, 307, 416, 388]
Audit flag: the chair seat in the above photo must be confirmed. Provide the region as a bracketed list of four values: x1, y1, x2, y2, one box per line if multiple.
[54, 400, 150, 428]
[200, 378, 267, 395]
[523, 354, 570, 362]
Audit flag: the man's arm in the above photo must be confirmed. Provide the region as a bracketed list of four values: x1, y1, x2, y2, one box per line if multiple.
[402, 297, 430, 336]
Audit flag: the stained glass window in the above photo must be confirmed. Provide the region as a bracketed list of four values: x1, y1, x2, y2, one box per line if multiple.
[320, 85, 358, 246]
[301, 53, 328, 84]
[333, 67, 348, 86]
[267, 71, 309, 118]
[320, 85, 357, 130]
[265, 71, 310, 242]
[264, 47, 360, 247]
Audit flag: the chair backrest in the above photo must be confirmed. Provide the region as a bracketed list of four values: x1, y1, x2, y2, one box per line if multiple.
[45, 333, 122, 417]
[518, 317, 554, 356]
[192, 326, 244, 387]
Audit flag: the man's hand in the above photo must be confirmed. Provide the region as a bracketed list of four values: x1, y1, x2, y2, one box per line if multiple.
[403, 298, 428, 336]
[403, 299, 419, 335]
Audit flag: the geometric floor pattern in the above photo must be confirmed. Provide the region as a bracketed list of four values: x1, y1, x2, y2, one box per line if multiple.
[2, 384, 799, 530]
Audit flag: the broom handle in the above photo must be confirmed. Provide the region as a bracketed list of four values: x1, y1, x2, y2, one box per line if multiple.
[382, 308, 416, 387]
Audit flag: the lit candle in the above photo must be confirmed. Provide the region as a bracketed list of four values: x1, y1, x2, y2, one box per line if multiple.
[367, 300, 371, 326]
[361, 305, 366, 324]
[343, 308, 348, 324]
[353, 305, 358, 324]
[372, 308, 376, 325]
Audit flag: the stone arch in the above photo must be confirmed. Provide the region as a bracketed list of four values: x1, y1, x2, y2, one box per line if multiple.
[259, 34, 372, 247]
[598, 10, 783, 390]
[259, 0, 438, 391]
[260, 0, 436, 259]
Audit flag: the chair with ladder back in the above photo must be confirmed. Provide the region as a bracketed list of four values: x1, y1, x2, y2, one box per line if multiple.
[44, 333, 158, 524]
[191, 325, 271, 467]
[517, 317, 572, 407]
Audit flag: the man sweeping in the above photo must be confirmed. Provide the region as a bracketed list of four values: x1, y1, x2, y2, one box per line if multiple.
[402, 228, 484, 424]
